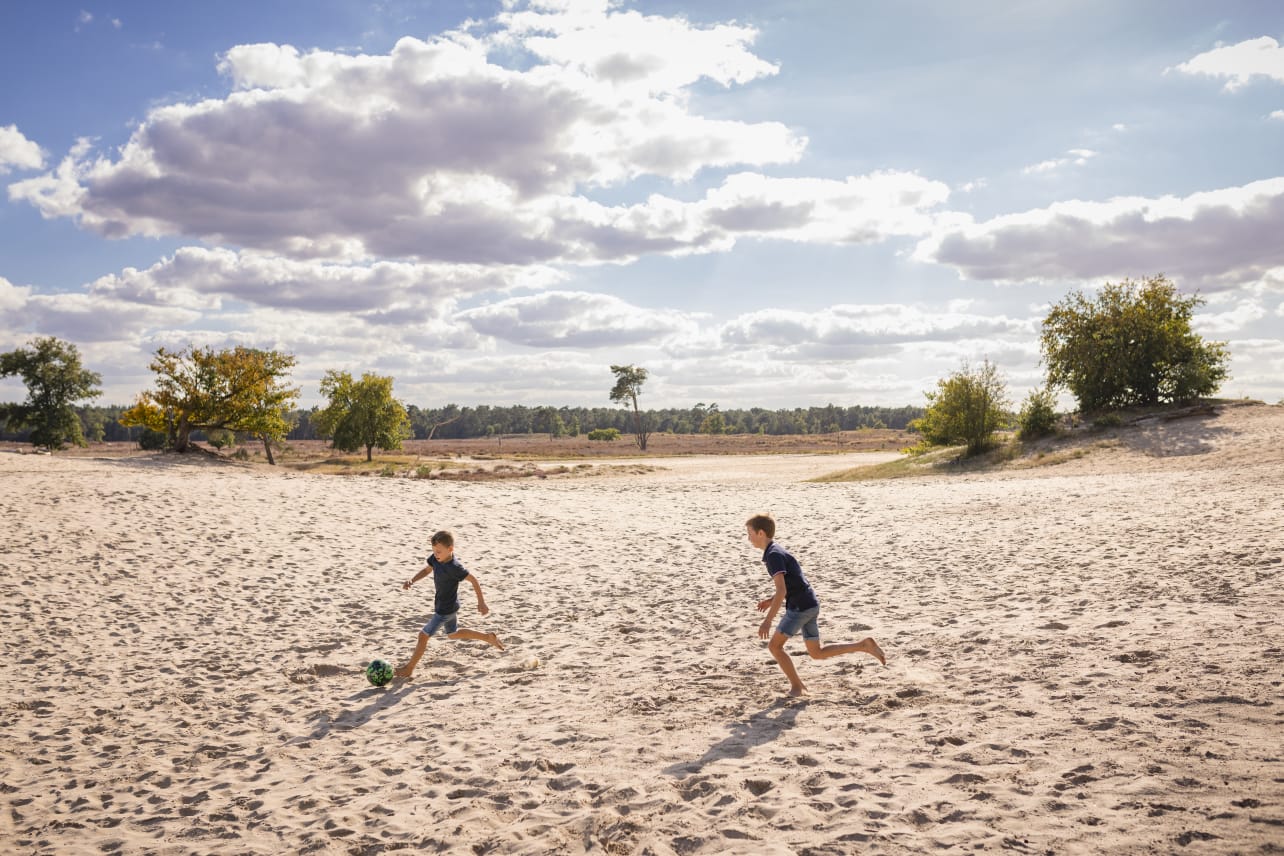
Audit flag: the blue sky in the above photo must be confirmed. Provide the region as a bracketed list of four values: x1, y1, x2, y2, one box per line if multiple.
[2, 0, 1282, 409]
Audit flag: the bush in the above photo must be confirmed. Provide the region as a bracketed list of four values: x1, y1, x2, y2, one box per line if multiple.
[1017, 387, 1059, 440]
[138, 428, 168, 450]
[1093, 413, 1122, 429]
[206, 429, 236, 450]
[587, 428, 620, 441]
[912, 359, 1010, 456]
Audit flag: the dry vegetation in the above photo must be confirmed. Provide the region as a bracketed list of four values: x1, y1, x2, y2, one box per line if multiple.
[812, 399, 1261, 482]
[2, 428, 912, 482]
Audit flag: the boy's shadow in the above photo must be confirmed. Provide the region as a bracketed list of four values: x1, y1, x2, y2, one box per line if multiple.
[664, 698, 809, 777]
[302, 681, 423, 741]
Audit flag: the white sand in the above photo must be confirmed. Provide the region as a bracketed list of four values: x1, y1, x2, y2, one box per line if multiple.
[2, 403, 1282, 854]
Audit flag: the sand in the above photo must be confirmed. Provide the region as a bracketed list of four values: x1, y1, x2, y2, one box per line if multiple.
[2, 402, 1282, 855]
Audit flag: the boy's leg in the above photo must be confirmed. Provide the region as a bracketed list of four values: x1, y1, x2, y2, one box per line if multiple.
[448, 628, 505, 651]
[767, 632, 807, 697]
[395, 632, 430, 678]
[804, 636, 886, 665]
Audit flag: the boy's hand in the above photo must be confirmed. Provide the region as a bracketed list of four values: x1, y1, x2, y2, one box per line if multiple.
[478, 601, 490, 616]
[756, 597, 773, 612]
[403, 579, 413, 590]
[758, 617, 772, 639]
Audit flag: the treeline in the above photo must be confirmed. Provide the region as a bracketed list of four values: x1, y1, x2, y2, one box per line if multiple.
[0, 402, 922, 443]
[331, 402, 920, 440]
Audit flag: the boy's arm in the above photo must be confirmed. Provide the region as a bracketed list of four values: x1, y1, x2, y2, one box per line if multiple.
[465, 573, 490, 616]
[403, 564, 431, 590]
[757, 573, 787, 639]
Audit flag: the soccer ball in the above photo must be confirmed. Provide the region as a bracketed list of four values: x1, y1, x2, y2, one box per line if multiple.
[365, 659, 394, 687]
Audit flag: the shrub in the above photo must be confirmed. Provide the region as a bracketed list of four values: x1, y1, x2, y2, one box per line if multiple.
[587, 427, 620, 441]
[912, 359, 1010, 456]
[1017, 387, 1059, 440]
[138, 428, 168, 450]
[1093, 413, 1122, 429]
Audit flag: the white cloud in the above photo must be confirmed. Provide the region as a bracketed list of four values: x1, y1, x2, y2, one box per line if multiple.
[915, 177, 1284, 287]
[86, 246, 564, 316]
[1271, 109, 1284, 121]
[718, 304, 1034, 360]
[1194, 300, 1267, 335]
[0, 125, 46, 174]
[1021, 148, 1096, 175]
[10, 3, 814, 264]
[458, 290, 700, 347]
[1174, 36, 1284, 91]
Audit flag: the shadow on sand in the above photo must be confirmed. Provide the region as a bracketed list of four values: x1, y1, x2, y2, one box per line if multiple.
[664, 698, 809, 778]
[298, 682, 422, 743]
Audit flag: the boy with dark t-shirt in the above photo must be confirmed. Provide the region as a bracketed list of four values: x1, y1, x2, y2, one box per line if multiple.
[746, 513, 885, 697]
[394, 530, 504, 679]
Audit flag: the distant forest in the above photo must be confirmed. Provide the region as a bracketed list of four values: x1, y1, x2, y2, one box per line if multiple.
[0, 402, 923, 444]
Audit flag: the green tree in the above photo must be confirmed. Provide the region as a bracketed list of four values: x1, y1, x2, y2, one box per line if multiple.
[609, 364, 651, 451]
[913, 359, 1010, 456]
[314, 370, 411, 462]
[699, 403, 726, 434]
[119, 346, 299, 462]
[0, 337, 102, 451]
[532, 406, 566, 440]
[1040, 275, 1229, 413]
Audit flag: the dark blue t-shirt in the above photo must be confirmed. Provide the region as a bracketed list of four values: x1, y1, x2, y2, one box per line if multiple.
[428, 555, 470, 616]
[763, 542, 820, 612]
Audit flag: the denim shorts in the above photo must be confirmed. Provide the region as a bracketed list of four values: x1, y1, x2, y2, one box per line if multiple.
[776, 606, 820, 641]
[421, 612, 459, 637]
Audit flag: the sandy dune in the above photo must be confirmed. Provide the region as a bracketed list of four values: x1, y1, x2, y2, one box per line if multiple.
[2, 403, 1281, 854]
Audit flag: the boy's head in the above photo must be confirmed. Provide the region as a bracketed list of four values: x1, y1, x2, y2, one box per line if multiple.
[430, 530, 454, 562]
[745, 514, 775, 549]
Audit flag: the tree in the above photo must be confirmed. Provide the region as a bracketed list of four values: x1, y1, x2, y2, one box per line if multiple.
[532, 406, 565, 440]
[609, 364, 651, 451]
[0, 337, 102, 451]
[119, 345, 299, 461]
[313, 370, 411, 462]
[1040, 275, 1229, 413]
[913, 359, 1009, 456]
[699, 403, 726, 434]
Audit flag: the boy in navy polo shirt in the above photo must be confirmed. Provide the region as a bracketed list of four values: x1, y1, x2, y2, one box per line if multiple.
[746, 513, 885, 697]
[394, 530, 504, 679]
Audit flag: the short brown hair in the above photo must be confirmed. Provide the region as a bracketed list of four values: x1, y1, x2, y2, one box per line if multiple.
[430, 530, 454, 548]
[745, 514, 775, 539]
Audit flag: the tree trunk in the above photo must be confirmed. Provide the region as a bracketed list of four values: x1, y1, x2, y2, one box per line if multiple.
[366, 444, 373, 462]
[261, 435, 276, 465]
[174, 418, 192, 453]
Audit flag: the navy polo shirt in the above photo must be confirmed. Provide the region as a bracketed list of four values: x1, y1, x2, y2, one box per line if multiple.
[762, 542, 819, 612]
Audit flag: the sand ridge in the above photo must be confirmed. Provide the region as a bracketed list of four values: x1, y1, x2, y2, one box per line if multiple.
[1, 403, 1282, 854]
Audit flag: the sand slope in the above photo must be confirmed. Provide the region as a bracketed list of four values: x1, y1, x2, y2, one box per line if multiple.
[2, 403, 1281, 854]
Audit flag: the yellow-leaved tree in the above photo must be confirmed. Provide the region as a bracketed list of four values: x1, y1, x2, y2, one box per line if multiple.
[120, 346, 300, 463]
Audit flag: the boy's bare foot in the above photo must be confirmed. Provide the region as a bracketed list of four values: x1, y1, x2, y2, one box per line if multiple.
[487, 633, 505, 652]
[864, 638, 887, 666]
[393, 665, 414, 679]
[787, 685, 808, 698]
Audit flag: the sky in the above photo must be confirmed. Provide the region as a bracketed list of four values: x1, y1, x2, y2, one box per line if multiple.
[1, 0, 1282, 411]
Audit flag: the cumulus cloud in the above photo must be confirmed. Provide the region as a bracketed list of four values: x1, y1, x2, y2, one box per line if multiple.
[1174, 36, 1284, 91]
[915, 177, 1284, 287]
[9, 3, 822, 264]
[458, 290, 700, 347]
[718, 303, 1033, 359]
[0, 125, 46, 174]
[86, 246, 564, 316]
